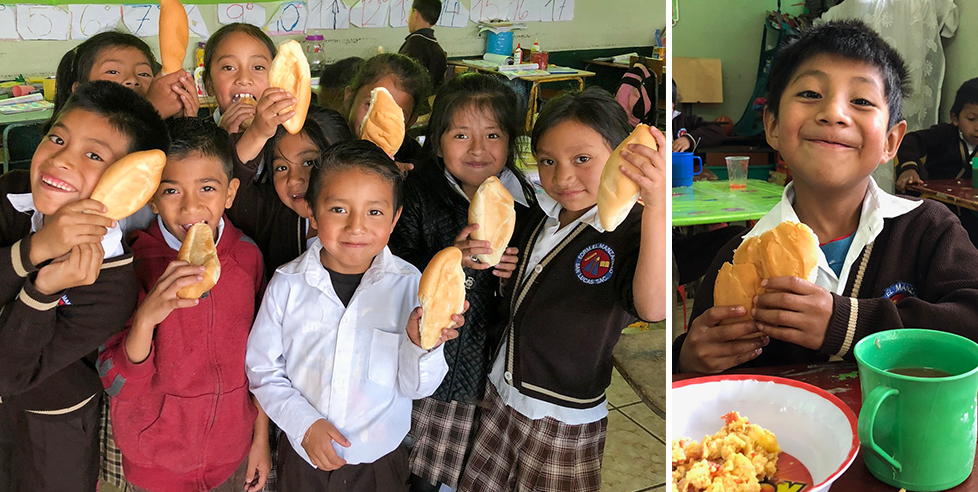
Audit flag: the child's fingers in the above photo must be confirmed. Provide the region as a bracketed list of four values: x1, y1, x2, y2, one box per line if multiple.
[454, 223, 479, 243]
[322, 444, 347, 470]
[698, 305, 748, 328]
[326, 424, 351, 447]
[265, 97, 298, 116]
[459, 300, 470, 315]
[760, 276, 818, 295]
[259, 86, 290, 101]
[645, 124, 667, 149]
[68, 198, 111, 216]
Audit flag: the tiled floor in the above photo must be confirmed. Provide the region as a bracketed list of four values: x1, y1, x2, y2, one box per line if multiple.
[600, 366, 667, 492]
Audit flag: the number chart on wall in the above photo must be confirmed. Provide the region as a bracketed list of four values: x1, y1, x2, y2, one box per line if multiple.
[0, 0, 574, 40]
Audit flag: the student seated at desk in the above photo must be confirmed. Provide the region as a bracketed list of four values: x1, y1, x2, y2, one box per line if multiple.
[671, 79, 725, 153]
[398, 0, 448, 89]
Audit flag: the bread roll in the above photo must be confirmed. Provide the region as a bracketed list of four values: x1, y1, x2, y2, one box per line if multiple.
[159, 0, 189, 75]
[468, 176, 516, 266]
[597, 123, 657, 232]
[418, 246, 465, 350]
[714, 263, 762, 324]
[176, 223, 221, 299]
[238, 95, 257, 131]
[359, 87, 405, 157]
[268, 40, 311, 135]
[89, 150, 167, 220]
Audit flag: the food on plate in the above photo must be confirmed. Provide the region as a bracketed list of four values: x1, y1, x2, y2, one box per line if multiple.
[176, 223, 221, 299]
[418, 246, 465, 350]
[468, 176, 516, 266]
[597, 123, 657, 232]
[672, 411, 780, 492]
[159, 0, 189, 75]
[359, 87, 406, 157]
[89, 149, 167, 220]
[268, 40, 311, 134]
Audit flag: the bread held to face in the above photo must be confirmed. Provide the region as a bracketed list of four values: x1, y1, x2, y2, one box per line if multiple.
[236, 95, 258, 131]
[268, 40, 311, 134]
[359, 87, 406, 157]
[89, 149, 167, 220]
[597, 123, 657, 232]
[176, 223, 221, 299]
[159, 0, 189, 75]
[468, 176, 516, 266]
[418, 246, 466, 350]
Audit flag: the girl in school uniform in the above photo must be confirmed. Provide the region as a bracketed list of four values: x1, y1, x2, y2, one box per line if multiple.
[457, 88, 666, 492]
[388, 72, 535, 492]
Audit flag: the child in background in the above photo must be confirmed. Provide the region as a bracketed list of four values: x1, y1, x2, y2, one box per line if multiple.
[247, 140, 464, 492]
[98, 117, 270, 492]
[675, 21, 978, 375]
[344, 53, 433, 172]
[228, 105, 355, 279]
[399, 0, 448, 89]
[458, 88, 667, 492]
[0, 81, 169, 492]
[388, 73, 534, 492]
[671, 79, 725, 153]
[318, 57, 364, 112]
[50, 31, 198, 123]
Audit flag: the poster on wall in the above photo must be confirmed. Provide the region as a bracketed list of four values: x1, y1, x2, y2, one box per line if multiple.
[307, 0, 350, 29]
[186, 4, 208, 38]
[70, 5, 121, 39]
[509, 0, 540, 23]
[540, 0, 572, 22]
[265, 0, 305, 34]
[349, 0, 388, 28]
[0, 4, 17, 39]
[389, 0, 408, 27]
[217, 2, 266, 27]
[122, 4, 159, 36]
[17, 4, 70, 40]
[437, 0, 467, 28]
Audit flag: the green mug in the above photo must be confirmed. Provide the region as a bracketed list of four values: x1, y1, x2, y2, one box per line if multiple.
[854, 329, 978, 491]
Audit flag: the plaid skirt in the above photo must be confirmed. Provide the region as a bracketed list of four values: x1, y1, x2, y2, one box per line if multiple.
[408, 397, 477, 488]
[457, 384, 607, 492]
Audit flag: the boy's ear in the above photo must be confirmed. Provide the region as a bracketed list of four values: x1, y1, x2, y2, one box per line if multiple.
[391, 205, 403, 230]
[224, 177, 240, 209]
[762, 107, 780, 151]
[881, 120, 908, 165]
[148, 194, 160, 215]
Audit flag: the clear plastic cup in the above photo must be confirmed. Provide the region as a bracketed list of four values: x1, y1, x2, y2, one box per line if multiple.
[726, 156, 749, 189]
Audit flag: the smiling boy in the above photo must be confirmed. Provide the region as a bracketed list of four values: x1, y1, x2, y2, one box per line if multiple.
[676, 21, 978, 374]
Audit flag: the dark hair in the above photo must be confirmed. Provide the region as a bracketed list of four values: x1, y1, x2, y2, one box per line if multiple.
[318, 57, 363, 109]
[202, 23, 277, 94]
[765, 20, 910, 129]
[259, 105, 356, 183]
[951, 78, 978, 118]
[672, 78, 679, 105]
[346, 53, 432, 120]
[166, 117, 234, 180]
[531, 87, 632, 154]
[411, 0, 441, 25]
[52, 81, 169, 155]
[423, 73, 535, 201]
[52, 31, 158, 117]
[306, 140, 404, 217]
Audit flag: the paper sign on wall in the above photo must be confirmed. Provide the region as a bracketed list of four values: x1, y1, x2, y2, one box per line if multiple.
[540, 0, 572, 22]
[471, 0, 509, 22]
[307, 0, 350, 29]
[70, 5, 121, 40]
[265, 1, 305, 35]
[17, 5, 70, 40]
[509, 0, 540, 22]
[389, 0, 409, 27]
[349, 0, 388, 28]
[185, 5, 209, 38]
[217, 3, 266, 28]
[437, 0, 467, 28]
[122, 4, 159, 36]
[0, 5, 19, 40]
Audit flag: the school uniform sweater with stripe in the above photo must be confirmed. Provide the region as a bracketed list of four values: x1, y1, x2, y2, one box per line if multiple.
[896, 122, 976, 180]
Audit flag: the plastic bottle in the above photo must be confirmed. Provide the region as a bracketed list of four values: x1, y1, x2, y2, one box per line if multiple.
[532, 39, 540, 54]
[194, 42, 206, 68]
[304, 35, 325, 77]
[513, 43, 523, 65]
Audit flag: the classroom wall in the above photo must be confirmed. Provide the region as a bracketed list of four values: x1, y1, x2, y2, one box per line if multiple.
[940, 1, 976, 124]
[671, 0, 804, 122]
[0, 0, 662, 79]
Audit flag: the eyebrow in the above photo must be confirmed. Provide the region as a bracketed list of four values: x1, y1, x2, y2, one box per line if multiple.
[100, 58, 151, 67]
[791, 69, 883, 90]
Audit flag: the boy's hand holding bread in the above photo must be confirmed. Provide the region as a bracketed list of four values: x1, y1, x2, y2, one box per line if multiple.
[29, 199, 115, 266]
[34, 243, 105, 295]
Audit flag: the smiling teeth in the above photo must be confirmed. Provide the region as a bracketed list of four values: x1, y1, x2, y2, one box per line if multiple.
[42, 177, 73, 191]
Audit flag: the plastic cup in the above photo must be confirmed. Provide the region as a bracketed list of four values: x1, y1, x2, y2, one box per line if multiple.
[725, 156, 749, 189]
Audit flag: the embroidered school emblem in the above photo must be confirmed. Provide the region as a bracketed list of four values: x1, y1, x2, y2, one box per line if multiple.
[58, 294, 71, 306]
[883, 281, 917, 304]
[575, 243, 615, 285]
[677, 128, 688, 139]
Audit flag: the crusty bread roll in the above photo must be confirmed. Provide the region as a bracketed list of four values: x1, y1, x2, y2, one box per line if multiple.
[268, 40, 311, 135]
[714, 221, 819, 326]
[597, 123, 657, 232]
[418, 246, 466, 350]
[468, 176, 516, 266]
[176, 223, 221, 299]
[238, 95, 257, 131]
[359, 87, 405, 157]
[159, 0, 189, 75]
[89, 149, 167, 220]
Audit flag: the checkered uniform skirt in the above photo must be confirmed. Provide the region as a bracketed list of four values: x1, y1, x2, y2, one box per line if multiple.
[458, 384, 607, 492]
[408, 397, 478, 488]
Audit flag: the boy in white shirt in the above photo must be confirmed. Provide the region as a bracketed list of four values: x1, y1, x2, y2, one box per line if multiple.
[246, 140, 465, 492]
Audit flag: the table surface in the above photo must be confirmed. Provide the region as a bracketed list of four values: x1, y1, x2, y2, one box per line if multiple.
[450, 59, 595, 80]
[611, 329, 665, 418]
[0, 108, 53, 126]
[675, 363, 978, 491]
[906, 179, 978, 211]
[672, 179, 784, 226]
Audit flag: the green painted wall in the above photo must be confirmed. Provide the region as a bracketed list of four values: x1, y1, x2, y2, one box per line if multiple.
[941, 2, 975, 124]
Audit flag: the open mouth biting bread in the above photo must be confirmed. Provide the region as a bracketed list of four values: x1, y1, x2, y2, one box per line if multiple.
[268, 40, 311, 135]
[89, 149, 167, 220]
[359, 87, 405, 157]
[468, 176, 516, 266]
[418, 246, 466, 350]
[597, 123, 657, 232]
[236, 94, 257, 130]
[159, 0, 189, 75]
[176, 223, 221, 299]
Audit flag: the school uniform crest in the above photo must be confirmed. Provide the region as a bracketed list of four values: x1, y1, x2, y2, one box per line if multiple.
[575, 243, 615, 285]
[883, 281, 917, 303]
[58, 294, 71, 306]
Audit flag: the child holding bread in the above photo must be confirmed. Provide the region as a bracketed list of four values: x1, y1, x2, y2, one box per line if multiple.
[457, 88, 667, 492]
[0, 81, 169, 492]
[98, 117, 271, 492]
[675, 21, 978, 375]
[246, 140, 465, 492]
[388, 72, 534, 492]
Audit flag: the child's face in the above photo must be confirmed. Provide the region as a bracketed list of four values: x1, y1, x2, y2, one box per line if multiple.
[439, 105, 509, 197]
[764, 54, 906, 192]
[207, 31, 273, 111]
[86, 47, 154, 97]
[534, 119, 612, 215]
[309, 168, 401, 274]
[347, 75, 415, 135]
[272, 132, 319, 218]
[150, 153, 240, 243]
[30, 109, 131, 216]
[952, 103, 978, 147]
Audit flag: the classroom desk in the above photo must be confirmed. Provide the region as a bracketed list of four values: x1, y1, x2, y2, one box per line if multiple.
[674, 363, 978, 491]
[611, 327, 666, 417]
[449, 59, 595, 131]
[583, 57, 666, 76]
[672, 179, 784, 226]
[906, 179, 978, 211]
[0, 108, 54, 126]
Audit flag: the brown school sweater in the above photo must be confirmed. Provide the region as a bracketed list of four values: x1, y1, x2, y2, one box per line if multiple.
[0, 170, 137, 415]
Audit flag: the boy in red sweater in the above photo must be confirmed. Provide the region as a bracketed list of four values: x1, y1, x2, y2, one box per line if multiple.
[98, 117, 271, 492]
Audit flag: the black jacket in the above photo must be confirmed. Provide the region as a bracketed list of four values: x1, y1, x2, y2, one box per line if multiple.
[896, 122, 976, 180]
[398, 28, 447, 88]
[673, 112, 725, 152]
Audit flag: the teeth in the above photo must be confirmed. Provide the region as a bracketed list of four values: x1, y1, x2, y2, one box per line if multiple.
[41, 177, 73, 191]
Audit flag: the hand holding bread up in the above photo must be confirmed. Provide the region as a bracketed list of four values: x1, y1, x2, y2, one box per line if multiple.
[468, 176, 516, 267]
[176, 223, 221, 299]
[268, 40, 311, 134]
[417, 246, 467, 350]
[90, 149, 167, 220]
[359, 87, 405, 157]
[159, 0, 189, 75]
[597, 123, 659, 231]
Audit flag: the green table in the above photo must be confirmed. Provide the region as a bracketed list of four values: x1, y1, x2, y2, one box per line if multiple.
[0, 108, 53, 126]
[672, 179, 784, 226]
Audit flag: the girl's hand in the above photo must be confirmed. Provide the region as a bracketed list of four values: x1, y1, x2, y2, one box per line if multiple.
[619, 125, 667, 207]
[174, 75, 200, 117]
[244, 435, 271, 491]
[492, 247, 519, 278]
[246, 87, 297, 140]
[147, 70, 193, 119]
[219, 100, 257, 134]
[132, 261, 203, 329]
[454, 224, 493, 271]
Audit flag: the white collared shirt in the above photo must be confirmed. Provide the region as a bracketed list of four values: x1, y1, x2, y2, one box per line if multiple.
[6, 192, 125, 259]
[489, 192, 609, 425]
[157, 216, 225, 252]
[246, 241, 447, 467]
[744, 177, 921, 295]
[443, 168, 531, 208]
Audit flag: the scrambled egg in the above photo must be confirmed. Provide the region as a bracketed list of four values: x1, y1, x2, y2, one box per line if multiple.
[672, 412, 780, 492]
